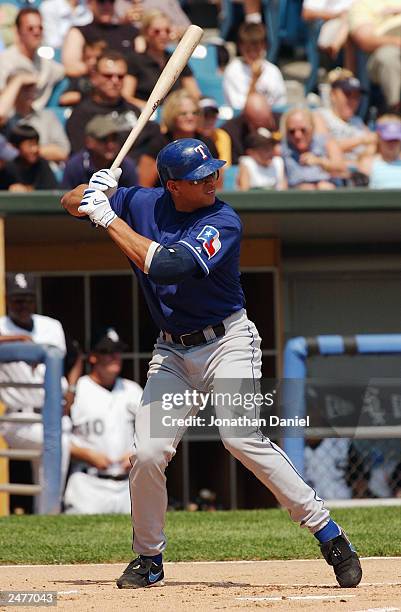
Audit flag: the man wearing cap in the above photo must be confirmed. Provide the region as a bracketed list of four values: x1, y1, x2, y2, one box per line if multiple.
[313, 68, 377, 168]
[63, 329, 143, 514]
[197, 97, 232, 166]
[62, 114, 138, 189]
[349, 0, 401, 111]
[0, 273, 74, 513]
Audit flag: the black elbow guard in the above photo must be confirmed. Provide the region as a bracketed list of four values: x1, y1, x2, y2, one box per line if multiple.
[148, 244, 199, 285]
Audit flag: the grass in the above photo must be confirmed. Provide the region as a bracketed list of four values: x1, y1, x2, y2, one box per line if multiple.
[0, 507, 400, 565]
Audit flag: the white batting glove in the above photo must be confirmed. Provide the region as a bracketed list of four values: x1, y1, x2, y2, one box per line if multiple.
[88, 167, 122, 198]
[78, 189, 117, 228]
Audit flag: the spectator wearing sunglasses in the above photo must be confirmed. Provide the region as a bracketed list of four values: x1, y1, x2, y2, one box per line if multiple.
[62, 0, 139, 78]
[66, 50, 160, 159]
[281, 107, 346, 190]
[313, 68, 377, 169]
[138, 89, 221, 188]
[0, 8, 64, 111]
[122, 9, 200, 110]
[115, 0, 191, 40]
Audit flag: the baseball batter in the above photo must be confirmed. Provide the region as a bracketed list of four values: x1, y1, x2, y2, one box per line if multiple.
[61, 138, 362, 589]
[64, 330, 143, 514]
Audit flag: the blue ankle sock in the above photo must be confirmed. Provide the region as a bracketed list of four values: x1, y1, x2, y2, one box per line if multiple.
[314, 519, 341, 544]
[140, 553, 162, 565]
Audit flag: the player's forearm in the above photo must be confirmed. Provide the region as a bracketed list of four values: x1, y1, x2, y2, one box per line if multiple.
[302, 7, 341, 21]
[319, 156, 347, 173]
[70, 444, 95, 463]
[107, 217, 153, 272]
[61, 184, 88, 217]
[40, 144, 69, 163]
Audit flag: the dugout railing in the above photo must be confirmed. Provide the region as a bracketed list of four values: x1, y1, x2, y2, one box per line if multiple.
[283, 334, 401, 500]
[0, 342, 64, 515]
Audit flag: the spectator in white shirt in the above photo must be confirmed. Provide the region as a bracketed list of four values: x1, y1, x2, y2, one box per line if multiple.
[237, 128, 286, 190]
[223, 22, 287, 111]
[40, 0, 92, 50]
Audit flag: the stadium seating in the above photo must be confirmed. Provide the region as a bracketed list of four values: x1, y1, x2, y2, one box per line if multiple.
[46, 78, 70, 108]
[223, 165, 239, 191]
[188, 44, 218, 76]
[197, 75, 225, 107]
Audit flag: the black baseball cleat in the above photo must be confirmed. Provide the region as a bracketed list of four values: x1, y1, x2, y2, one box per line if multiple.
[320, 531, 362, 588]
[116, 556, 164, 589]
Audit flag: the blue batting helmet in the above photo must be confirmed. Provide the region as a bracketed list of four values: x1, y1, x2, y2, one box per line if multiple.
[156, 138, 226, 186]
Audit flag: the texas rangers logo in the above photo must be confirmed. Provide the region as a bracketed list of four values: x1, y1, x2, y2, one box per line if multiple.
[194, 144, 208, 160]
[196, 225, 221, 259]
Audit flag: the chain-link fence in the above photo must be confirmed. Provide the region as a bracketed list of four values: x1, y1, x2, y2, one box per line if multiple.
[304, 437, 401, 500]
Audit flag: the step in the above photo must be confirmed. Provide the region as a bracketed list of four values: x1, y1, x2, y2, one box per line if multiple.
[0, 484, 41, 495]
[0, 449, 42, 460]
[0, 415, 42, 424]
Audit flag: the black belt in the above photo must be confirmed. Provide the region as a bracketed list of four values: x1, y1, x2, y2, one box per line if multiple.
[15, 407, 41, 414]
[163, 322, 225, 347]
[97, 473, 129, 481]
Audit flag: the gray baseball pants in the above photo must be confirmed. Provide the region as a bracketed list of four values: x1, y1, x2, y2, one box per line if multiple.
[129, 309, 329, 555]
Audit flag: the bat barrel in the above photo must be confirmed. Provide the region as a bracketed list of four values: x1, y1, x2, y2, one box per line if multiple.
[111, 24, 204, 171]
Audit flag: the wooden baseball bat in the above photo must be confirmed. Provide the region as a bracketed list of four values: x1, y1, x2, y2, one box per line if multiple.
[111, 24, 204, 170]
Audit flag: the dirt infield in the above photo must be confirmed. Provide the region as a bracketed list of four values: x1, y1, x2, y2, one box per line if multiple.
[1, 558, 400, 611]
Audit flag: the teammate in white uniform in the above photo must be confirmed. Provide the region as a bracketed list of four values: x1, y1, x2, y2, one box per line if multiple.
[304, 439, 352, 500]
[0, 273, 72, 513]
[64, 329, 143, 514]
[62, 139, 362, 590]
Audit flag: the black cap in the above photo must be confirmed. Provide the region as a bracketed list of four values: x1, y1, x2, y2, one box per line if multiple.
[6, 272, 36, 297]
[199, 97, 219, 113]
[245, 127, 280, 149]
[91, 328, 127, 354]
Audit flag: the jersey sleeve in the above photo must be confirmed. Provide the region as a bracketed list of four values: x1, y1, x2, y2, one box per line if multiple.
[109, 186, 141, 219]
[178, 212, 242, 276]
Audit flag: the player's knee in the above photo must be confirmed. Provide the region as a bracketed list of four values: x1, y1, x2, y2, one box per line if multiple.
[131, 442, 175, 469]
[220, 436, 243, 457]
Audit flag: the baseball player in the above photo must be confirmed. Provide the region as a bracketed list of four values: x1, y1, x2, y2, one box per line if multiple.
[64, 329, 143, 514]
[61, 138, 362, 589]
[0, 273, 73, 513]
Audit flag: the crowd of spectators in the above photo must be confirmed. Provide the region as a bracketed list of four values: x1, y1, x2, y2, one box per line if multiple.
[0, 1, 400, 193]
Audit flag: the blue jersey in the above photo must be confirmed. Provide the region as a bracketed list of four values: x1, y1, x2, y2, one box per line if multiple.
[110, 187, 245, 335]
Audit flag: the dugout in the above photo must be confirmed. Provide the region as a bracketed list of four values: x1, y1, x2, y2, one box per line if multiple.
[1, 188, 401, 512]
